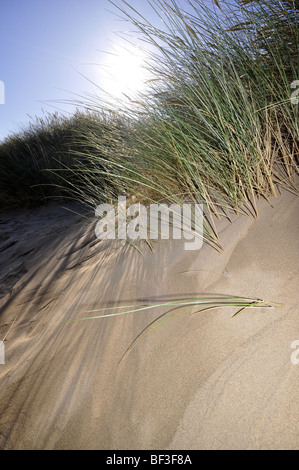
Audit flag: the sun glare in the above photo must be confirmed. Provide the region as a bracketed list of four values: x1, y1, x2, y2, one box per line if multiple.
[100, 43, 149, 101]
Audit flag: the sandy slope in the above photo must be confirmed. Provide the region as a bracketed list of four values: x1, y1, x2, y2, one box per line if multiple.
[0, 191, 298, 450]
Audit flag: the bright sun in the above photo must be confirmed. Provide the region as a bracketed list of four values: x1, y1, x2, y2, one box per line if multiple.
[100, 43, 149, 102]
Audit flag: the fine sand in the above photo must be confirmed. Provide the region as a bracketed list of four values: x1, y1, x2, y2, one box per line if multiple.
[0, 189, 298, 450]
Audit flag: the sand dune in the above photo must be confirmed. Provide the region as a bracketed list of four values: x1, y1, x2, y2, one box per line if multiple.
[0, 190, 298, 450]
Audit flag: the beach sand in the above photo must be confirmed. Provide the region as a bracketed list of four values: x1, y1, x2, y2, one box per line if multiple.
[0, 189, 298, 450]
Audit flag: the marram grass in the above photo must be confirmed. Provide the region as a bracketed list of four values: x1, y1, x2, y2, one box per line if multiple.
[66, 295, 282, 361]
[0, 1, 297, 246]
[68, 0, 298, 246]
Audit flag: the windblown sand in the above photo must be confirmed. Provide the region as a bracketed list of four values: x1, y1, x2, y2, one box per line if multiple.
[0, 189, 298, 450]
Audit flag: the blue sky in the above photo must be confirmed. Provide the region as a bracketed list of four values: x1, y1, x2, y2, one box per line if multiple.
[0, 0, 157, 140]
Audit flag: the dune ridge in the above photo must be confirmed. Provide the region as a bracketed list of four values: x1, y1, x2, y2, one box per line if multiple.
[0, 188, 298, 449]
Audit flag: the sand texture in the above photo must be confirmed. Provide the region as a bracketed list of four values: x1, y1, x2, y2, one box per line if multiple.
[0, 190, 298, 450]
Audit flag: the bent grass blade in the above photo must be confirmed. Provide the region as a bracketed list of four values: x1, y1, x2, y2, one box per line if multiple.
[66, 295, 282, 361]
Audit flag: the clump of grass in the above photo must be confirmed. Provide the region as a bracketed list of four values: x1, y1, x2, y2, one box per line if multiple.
[0, 111, 122, 209]
[1, 1, 297, 247]
[72, 0, 298, 245]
